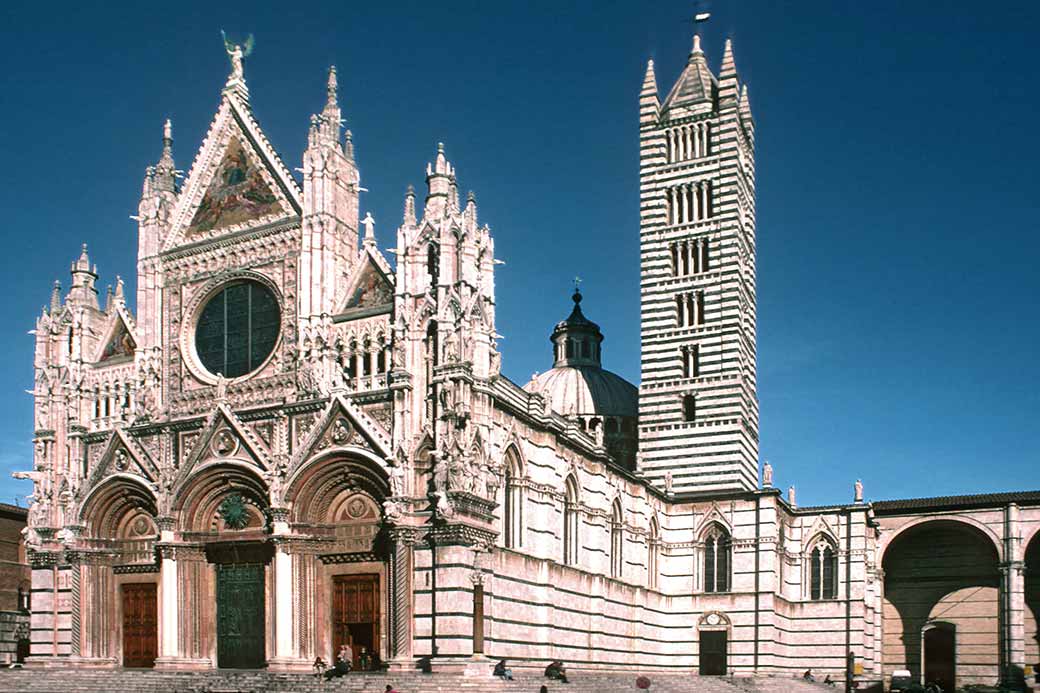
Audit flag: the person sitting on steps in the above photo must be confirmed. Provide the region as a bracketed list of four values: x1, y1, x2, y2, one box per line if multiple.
[324, 642, 352, 679]
[494, 658, 514, 680]
[545, 660, 569, 683]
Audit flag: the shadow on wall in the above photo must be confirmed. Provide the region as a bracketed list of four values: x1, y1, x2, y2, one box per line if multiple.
[882, 520, 1000, 687]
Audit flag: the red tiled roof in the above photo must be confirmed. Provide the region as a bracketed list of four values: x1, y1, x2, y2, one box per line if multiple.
[872, 490, 1040, 514]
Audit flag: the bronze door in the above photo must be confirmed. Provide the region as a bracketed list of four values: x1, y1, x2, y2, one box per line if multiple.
[216, 563, 266, 669]
[121, 583, 157, 668]
[332, 574, 380, 669]
[699, 631, 727, 676]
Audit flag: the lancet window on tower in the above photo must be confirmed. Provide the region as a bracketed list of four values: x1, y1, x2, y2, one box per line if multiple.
[666, 122, 711, 163]
[562, 475, 580, 566]
[681, 344, 700, 378]
[670, 238, 711, 276]
[647, 517, 660, 589]
[675, 291, 705, 327]
[665, 181, 713, 226]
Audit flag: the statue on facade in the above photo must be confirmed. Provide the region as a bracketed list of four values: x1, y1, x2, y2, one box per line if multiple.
[221, 31, 254, 83]
[854, 479, 863, 503]
[762, 460, 773, 487]
[664, 471, 674, 495]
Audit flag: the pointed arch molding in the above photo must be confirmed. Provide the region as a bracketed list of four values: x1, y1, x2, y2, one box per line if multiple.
[164, 90, 301, 251]
[78, 473, 158, 539]
[84, 428, 159, 494]
[174, 403, 272, 494]
[694, 502, 733, 539]
[287, 395, 391, 471]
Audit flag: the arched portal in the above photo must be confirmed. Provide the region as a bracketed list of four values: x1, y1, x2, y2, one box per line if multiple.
[882, 519, 1001, 688]
[284, 450, 393, 670]
[1025, 532, 1040, 675]
[77, 475, 159, 667]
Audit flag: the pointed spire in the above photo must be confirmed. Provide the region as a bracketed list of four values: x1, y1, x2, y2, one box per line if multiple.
[435, 142, 447, 174]
[739, 84, 752, 118]
[104, 285, 114, 313]
[661, 33, 715, 110]
[403, 185, 417, 227]
[641, 59, 658, 95]
[153, 119, 176, 193]
[74, 244, 90, 272]
[362, 212, 376, 247]
[720, 38, 737, 79]
[326, 65, 338, 109]
[344, 129, 354, 160]
[640, 58, 660, 125]
[718, 37, 740, 109]
[50, 280, 62, 313]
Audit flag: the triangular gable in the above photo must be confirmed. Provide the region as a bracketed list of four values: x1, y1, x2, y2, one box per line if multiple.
[94, 309, 138, 365]
[288, 394, 392, 476]
[165, 91, 301, 250]
[337, 251, 395, 318]
[87, 429, 158, 489]
[176, 403, 271, 486]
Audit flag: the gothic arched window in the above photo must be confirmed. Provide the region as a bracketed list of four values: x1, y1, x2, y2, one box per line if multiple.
[610, 500, 624, 578]
[648, 517, 660, 589]
[703, 525, 731, 593]
[563, 475, 580, 566]
[503, 449, 524, 549]
[809, 537, 838, 600]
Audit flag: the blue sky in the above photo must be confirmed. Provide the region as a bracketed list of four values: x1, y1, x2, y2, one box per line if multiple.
[0, 1, 1037, 507]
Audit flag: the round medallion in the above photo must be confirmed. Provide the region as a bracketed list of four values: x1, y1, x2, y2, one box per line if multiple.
[346, 497, 367, 519]
[212, 429, 238, 457]
[194, 279, 280, 379]
[330, 419, 352, 445]
[114, 450, 130, 472]
[132, 517, 151, 536]
[706, 613, 721, 626]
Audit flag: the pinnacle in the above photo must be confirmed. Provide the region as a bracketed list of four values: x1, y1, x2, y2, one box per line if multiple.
[692, 33, 703, 55]
[720, 37, 737, 78]
[327, 65, 338, 106]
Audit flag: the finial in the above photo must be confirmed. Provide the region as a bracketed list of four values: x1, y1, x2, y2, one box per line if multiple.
[163, 118, 172, 143]
[692, 34, 703, 54]
[467, 191, 476, 204]
[50, 280, 62, 312]
[104, 285, 114, 312]
[327, 65, 338, 105]
[572, 276, 583, 304]
[344, 129, 354, 159]
[406, 184, 415, 197]
[115, 275, 125, 301]
[437, 142, 444, 153]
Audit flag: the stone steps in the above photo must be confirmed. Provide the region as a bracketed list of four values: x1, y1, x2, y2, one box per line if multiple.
[0, 669, 748, 693]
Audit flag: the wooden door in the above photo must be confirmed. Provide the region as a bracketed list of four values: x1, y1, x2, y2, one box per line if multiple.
[699, 630, 727, 676]
[924, 626, 955, 692]
[121, 583, 157, 668]
[332, 574, 380, 669]
[216, 563, 266, 669]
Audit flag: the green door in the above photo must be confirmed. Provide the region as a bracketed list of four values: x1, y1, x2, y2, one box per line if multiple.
[216, 563, 265, 669]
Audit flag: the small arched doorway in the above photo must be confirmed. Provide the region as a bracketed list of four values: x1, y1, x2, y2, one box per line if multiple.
[698, 612, 730, 676]
[923, 622, 956, 692]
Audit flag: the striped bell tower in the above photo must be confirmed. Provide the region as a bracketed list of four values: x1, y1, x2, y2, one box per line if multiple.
[637, 34, 759, 494]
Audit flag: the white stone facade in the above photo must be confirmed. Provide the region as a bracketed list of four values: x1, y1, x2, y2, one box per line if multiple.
[16, 31, 1040, 691]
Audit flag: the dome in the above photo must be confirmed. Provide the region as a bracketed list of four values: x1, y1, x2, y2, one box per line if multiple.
[525, 365, 637, 418]
[522, 287, 638, 418]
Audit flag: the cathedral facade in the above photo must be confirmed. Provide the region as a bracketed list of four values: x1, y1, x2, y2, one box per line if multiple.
[19, 32, 1040, 690]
